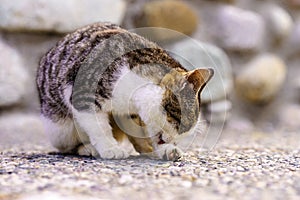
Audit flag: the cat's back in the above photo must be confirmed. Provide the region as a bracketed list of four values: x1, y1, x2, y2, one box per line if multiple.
[37, 22, 123, 89]
[36, 22, 184, 120]
[36, 22, 128, 119]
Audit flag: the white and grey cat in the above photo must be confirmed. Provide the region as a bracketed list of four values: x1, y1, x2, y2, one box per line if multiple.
[36, 22, 213, 161]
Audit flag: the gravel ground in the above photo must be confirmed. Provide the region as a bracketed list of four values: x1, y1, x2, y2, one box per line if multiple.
[0, 129, 299, 200]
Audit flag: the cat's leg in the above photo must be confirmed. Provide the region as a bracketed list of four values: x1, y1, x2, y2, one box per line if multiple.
[77, 132, 138, 157]
[77, 143, 98, 156]
[154, 144, 184, 161]
[127, 136, 153, 154]
[111, 116, 139, 156]
[150, 134, 183, 161]
[41, 116, 80, 153]
[73, 111, 130, 159]
[117, 135, 139, 156]
[74, 133, 99, 157]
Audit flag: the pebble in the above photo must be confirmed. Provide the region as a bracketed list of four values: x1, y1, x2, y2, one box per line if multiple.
[195, 179, 210, 187]
[236, 166, 246, 172]
[0, 0, 127, 33]
[134, 0, 198, 42]
[259, 4, 293, 42]
[0, 38, 28, 107]
[211, 5, 265, 51]
[118, 174, 133, 185]
[180, 180, 193, 188]
[165, 40, 233, 103]
[235, 54, 287, 105]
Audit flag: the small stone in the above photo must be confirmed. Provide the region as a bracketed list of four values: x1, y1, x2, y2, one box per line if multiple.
[0, 37, 28, 107]
[165, 40, 233, 103]
[259, 4, 293, 42]
[0, 0, 127, 33]
[182, 174, 197, 182]
[180, 180, 193, 188]
[235, 54, 287, 105]
[161, 163, 171, 168]
[195, 179, 210, 187]
[256, 181, 267, 188]
[210, 6, 265, 51]
[118, 174, 133, 185]
[236, 166, 246, 172]
[134, 0, 198, 42]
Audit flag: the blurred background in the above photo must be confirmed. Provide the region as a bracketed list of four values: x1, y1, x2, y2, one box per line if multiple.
[0, 0, 299, 149]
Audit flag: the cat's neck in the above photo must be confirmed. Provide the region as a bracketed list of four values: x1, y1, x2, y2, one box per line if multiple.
[107, 65, 165, 118]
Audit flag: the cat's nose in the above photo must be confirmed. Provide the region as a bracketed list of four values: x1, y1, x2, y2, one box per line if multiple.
[157, 131, 173, 144]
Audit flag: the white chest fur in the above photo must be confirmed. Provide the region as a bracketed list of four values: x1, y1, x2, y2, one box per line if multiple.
[101, 65, 168, 137]
[103, 65, 164, 115]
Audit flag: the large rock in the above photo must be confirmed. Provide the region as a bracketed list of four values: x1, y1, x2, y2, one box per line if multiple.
[134, 0, 198, 42]
[207, 99, 232, 123]
[0, 113, 47, 148]
[286, 20, 300, 56]
[235, 54, 287, 105]
[0, 0, 127, 33]
[296, 77, 300, 95]
[210, 6, 265, 52]
[165, 39, 233, 103]
[0, 38, 28, 107]
[259, 4, 293, 42]
[287, 0, 300, 7]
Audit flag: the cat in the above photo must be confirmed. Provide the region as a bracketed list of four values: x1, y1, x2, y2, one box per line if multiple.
[36, 22, 213, 161]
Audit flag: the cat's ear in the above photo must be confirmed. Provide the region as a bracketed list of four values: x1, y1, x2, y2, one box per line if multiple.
[186, 68, 214, 94]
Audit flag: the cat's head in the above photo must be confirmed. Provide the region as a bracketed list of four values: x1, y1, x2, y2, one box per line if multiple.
[151, 68, 214, 146]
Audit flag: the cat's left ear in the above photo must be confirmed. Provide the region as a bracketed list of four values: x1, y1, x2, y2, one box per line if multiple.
[186, 68, 214, 94]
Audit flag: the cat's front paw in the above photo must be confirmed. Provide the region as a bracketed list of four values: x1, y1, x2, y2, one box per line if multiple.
[164, 146, 183, 161]
[77, 143, 99, 157]
[98, 146, 130, 159]
[156, 144, 183, 161]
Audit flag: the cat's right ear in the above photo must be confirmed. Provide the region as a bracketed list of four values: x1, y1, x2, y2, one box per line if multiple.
[186, 68, 214, 94]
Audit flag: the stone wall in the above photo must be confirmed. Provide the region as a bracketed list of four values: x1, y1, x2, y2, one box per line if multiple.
[0, 0, 299, 143]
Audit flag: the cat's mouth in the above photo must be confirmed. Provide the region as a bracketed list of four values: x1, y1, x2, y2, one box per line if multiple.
[158, 132, 166, 145]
